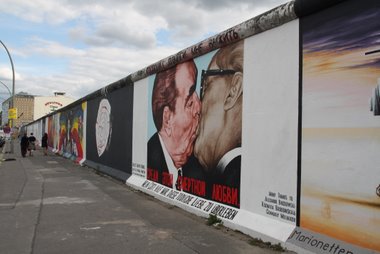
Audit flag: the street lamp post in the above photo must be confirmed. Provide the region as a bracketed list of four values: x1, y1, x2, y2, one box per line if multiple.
[0, 80, 12, 96]
[0, 80, 12, 128]
[0, 40, 15, 154]
[0, 40, 15, 112]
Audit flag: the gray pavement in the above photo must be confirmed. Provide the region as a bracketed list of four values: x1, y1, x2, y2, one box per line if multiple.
[0, 139, 294, 254]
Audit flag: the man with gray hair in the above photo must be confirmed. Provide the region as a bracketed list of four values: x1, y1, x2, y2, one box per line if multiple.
[193, 40, 244, 208]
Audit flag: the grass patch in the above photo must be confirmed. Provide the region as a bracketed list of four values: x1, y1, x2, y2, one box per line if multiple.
[249, 238, 285, 252]
[206, 214, 223, 226]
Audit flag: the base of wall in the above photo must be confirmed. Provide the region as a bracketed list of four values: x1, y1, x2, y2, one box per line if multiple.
[126, 175, 300, 252]
[83, 160, 130, 181]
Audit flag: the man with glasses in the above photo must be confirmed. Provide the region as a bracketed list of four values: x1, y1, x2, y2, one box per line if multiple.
[193, 40, 243, 208]
[148, 60, 201, 190]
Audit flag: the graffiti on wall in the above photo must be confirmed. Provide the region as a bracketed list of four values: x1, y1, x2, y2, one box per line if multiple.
[47, 113, 60, 150]
[147, 41, 244, 208]
[95, 99, 112, 157]
[57, 102, 85, 160]
[86, 85, 133, 175]
[301, 0, 380, 251]
[130, 2, 295, 82]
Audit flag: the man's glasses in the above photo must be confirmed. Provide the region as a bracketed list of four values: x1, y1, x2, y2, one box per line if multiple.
[200, 69, 236, 100]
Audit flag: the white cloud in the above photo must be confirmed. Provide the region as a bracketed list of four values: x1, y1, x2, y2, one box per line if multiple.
[0, 0, 288, 48]
[11, 41, 178, 99]
[20, 37, 86, 58]
[0, 66, 22, 82]
[0, 0, 289, 101]
[0, 0, 79, 24]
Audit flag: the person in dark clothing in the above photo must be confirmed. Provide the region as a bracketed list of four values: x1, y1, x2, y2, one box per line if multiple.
[20, 133, 29, 157]
[28, 133, 36, 156]
[41, 133, 48, 156]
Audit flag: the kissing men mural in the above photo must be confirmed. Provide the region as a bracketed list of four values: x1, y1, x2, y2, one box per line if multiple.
[147, 41, 244, 208]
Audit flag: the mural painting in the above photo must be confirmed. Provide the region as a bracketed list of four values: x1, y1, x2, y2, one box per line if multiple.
[147, 41, 244, 208]
[301, 0, 380, 251]
[86, 85, 133, 176]
[58, 102, 86, 160]
[47, 113, 60, 150]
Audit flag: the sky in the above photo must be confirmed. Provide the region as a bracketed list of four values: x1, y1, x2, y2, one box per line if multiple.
[0, 0, 289, 105]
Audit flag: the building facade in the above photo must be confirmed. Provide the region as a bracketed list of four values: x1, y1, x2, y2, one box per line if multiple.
[34, 93, 75, 120]
[1, 92, 75, 127]
[2, 93, 34, 127]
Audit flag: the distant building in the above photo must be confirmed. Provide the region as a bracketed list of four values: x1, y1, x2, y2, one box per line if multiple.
[1, 92, 75, 127]
[34, 92, 75, 120]
[2, 93, 34, 127]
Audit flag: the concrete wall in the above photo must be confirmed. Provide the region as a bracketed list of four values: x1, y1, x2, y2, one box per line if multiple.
[25, 1, 380, 253]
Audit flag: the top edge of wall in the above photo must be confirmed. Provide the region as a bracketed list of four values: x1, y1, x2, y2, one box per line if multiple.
[128, 1, 297, 83]
[294, 0, 347, 17]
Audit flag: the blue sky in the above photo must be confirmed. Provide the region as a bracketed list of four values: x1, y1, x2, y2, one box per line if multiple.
[0, 0, 288, 106]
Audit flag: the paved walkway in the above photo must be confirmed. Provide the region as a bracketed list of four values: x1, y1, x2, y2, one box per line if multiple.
[0, 140, 294, 254]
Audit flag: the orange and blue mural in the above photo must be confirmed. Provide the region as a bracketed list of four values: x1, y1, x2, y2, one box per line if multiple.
[301, 0, 380, 251]
[63, 102, 85, 161]
[47, 113, 60, 150]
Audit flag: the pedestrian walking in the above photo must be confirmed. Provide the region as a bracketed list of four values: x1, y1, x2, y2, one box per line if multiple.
[20, 133, 29, 157]
[28, 133, 36, 156]
[41, 133, 48, 155]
